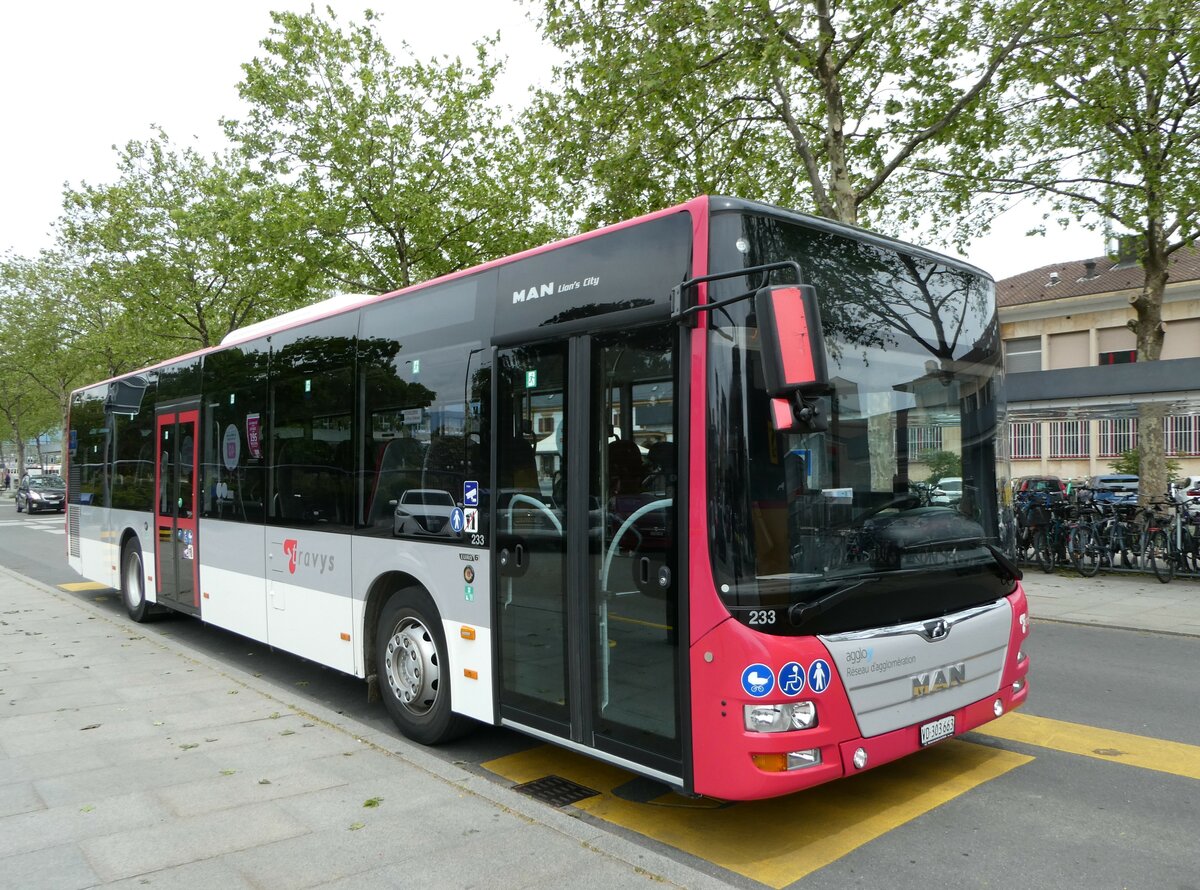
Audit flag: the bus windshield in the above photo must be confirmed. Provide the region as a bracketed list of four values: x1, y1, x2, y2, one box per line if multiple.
[706, 210, 1013, 635]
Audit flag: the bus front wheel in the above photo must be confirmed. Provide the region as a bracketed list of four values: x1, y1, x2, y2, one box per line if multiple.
[375, 588, 469, 745]
[121, 540, 152, 623]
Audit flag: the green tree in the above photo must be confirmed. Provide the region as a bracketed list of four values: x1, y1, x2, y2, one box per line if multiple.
[986, 0, 1200, 503]
[58, 128, 323, 354]
[1108, 448, 1180, 480]
[530, 0, 1041, 232]
[921, 450, 962, 483]
[0, 253, 97, 457]
[226, 8, 561, 294]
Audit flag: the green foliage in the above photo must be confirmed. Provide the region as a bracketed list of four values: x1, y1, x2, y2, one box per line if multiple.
[921, 450, 962, 483]
[0, 254, 90, 452]
[226, 8, 563, 293]
[529, 0, 1032, 235]
[1108, 449, 1181, 479]
[997, 0, 1200, 501]
[57, 129, 324, 352]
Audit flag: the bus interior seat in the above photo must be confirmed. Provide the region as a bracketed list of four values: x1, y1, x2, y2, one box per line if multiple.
[646, 441, 676, 496]
[501, 435, 538, 491]
[366, 438, 424, 527]
[608, 438, 645, 496]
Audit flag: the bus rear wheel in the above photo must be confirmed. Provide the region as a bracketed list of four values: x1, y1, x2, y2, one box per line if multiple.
[375, 588, 469, 745]
[121, 540, 152, 623]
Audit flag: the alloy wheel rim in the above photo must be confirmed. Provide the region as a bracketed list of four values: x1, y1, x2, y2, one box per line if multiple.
[384, 617, 439, 716]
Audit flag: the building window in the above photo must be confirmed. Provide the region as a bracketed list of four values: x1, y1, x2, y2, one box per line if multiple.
[905, 425, 943, 461]
[1097, 326, 1136, 365]
[1009, 421, 1041, 460]
[1049, 420, 1089, 459]
[1165, 414, 1200, 456]
[1099, 349, 1136, 365]
[1098, 417, 1137, 458]
[1004, 337, 1042, 373]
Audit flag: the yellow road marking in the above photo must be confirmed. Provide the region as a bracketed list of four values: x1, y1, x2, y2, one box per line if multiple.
[58, 581, 112, 591]
[975, 711, 1200, 781]
[485, 741, 1030, 887]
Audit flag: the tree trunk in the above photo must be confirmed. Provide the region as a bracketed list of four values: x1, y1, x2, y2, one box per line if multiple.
[1131, 237, 1169, 505]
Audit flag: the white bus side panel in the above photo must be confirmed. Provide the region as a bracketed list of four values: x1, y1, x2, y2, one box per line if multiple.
[198, 518, 268, 643]
[266, 528, 355, 675]
[351, 536, 494, 725]
[70, 505, 136, 592]
[444, 622, 494, 723]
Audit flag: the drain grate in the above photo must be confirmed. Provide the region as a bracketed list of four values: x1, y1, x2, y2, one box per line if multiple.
[511, 775, 600, 807]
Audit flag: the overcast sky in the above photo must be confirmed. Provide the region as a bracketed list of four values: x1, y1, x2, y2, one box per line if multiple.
[1, 1, 1103, 281]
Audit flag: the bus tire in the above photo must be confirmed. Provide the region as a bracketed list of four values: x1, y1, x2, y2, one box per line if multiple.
[375, 587, 470, 745]
[121, 539, 152, 623]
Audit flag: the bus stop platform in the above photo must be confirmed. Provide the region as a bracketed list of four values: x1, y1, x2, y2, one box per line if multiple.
[1, 564, 1198, 887]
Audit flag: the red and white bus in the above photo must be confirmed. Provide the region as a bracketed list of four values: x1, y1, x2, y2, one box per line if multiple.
[66, 197, 1029, 800]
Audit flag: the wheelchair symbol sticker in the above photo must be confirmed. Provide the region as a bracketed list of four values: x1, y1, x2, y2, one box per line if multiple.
[778, 662, 806, 696]
[741, 663, 775, 697]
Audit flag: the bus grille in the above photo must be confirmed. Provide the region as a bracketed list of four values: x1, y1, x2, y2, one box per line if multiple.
[68, 506, 80, 556]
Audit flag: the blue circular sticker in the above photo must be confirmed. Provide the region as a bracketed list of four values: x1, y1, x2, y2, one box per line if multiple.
[777, 661, 806, 697]
[741, 663, 775, 698]
[449, 508, 465, 534]
[807, 659, 832, 693]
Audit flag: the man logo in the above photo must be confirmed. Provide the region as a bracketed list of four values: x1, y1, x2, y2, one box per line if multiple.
[911, 662, 966, 698]
[924, 618, 950, 640]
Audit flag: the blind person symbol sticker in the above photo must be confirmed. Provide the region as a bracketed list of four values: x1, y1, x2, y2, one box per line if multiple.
[808, 659, 832, 693]
[741, 663, 774, 698]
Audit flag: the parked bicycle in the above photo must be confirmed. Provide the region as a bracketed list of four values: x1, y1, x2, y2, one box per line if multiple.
[1032, 501, 1076, 574]
[1146, 495, 1200, 583]
[1069, 498, 1141, 577]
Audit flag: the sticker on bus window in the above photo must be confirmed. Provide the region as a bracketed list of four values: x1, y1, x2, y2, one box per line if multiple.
[222, 424, 240, 470]
[246, 414, 262, 459]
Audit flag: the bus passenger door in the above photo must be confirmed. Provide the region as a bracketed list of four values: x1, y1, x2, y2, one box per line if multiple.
[495, 344, 571, 735]
[155, 407, 200, 613]
[587, 328, 680, 776]
[495, 327, 681, 781]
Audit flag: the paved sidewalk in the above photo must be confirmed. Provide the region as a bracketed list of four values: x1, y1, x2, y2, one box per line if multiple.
[0, 567, 728, 890]
[1020, 568, 1200, 637]
[2, 563, 1197, 889]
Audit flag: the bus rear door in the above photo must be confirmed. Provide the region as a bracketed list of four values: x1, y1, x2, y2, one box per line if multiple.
[154, 405, 200, 613]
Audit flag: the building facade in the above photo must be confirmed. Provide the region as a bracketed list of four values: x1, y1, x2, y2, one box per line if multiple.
[997, 245, 1200, 485]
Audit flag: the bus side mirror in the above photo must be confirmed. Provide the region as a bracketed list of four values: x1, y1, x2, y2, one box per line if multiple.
[756, 285, 828, 432]
[755, 284, 827, 396]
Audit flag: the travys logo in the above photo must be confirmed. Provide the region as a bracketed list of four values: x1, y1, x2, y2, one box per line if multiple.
[283, 539, 299, 573]
[280, 539, 335, 575]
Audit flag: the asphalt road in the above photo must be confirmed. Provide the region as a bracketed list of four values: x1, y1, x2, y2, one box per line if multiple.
[4, 506, 1198, 889]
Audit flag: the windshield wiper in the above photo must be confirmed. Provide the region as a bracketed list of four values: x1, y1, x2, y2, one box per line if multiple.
[788, 576, 881, 626]
[983, 543, 1023, 582]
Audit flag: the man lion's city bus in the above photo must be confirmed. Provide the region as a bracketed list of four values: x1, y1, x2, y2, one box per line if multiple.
[66, 197, 1029, 800]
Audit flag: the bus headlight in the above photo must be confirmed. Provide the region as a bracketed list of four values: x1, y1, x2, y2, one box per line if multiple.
[744, 701, 818, 732]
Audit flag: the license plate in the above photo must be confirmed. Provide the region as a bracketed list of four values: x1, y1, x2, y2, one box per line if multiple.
[920, 715, 956, 746]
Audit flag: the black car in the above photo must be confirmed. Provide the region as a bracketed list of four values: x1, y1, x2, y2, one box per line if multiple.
[16, 474, 67, 514]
